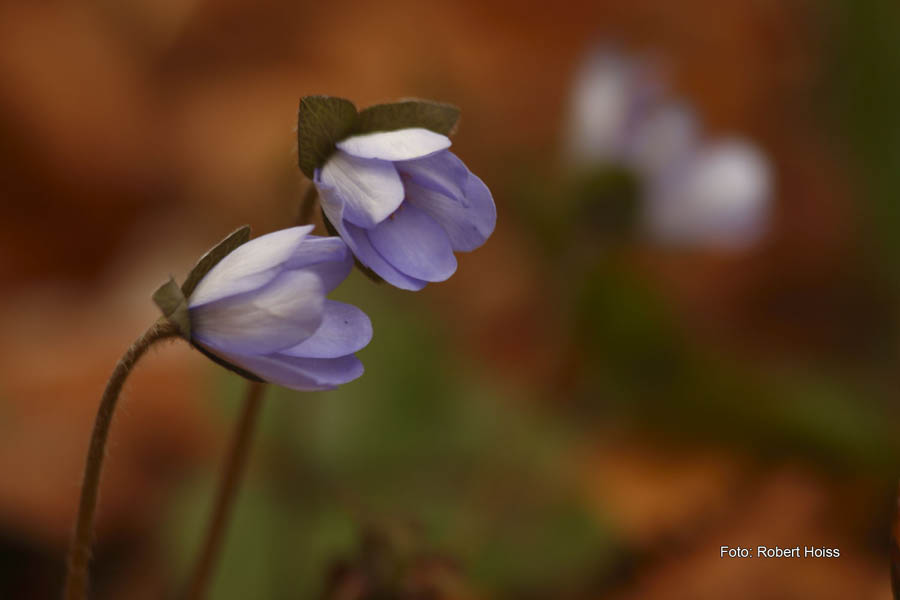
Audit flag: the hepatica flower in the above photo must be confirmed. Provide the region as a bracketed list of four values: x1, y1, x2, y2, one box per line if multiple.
[68, 225, 372, 600]
[297, 97, 496, 290]
[158, 225, 372, 391]
[566, 47, 772, 249]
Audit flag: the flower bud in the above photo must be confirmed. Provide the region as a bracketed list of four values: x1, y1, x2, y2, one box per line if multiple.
[184, 226, 372, 390]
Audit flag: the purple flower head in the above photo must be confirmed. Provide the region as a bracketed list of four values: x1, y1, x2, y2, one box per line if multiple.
[566, 47, 772, 249]
[313, 128, 496, 291]
[186, 225, 372, 391]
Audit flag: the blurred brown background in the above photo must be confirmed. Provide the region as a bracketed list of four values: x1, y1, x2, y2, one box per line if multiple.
[2, 0, 899, 598]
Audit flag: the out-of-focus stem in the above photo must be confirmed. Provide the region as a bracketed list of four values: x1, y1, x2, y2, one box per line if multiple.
[891, 481, 900, 599]
[184, 381, 267, 600]
[64, 318, 181, 600]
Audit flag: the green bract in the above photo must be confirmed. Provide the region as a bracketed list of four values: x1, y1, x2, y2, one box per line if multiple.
[180, 225, 251, 297]
[296, 96, 359, 180]
[152, 225, 264, 382]
[296, 96, 460, 178]
[152, 277, 191, 338]
[356, 100, 460, 136]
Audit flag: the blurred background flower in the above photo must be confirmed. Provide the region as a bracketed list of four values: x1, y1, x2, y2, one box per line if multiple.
[565, 47, 772, 249]
[1, 1, 899, 599]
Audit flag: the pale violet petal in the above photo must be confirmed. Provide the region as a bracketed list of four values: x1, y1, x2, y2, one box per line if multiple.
[337, 128, 451, 161]
[319, 151, 404, 228]
[395, 150, 468, 202]
[463, 172, 497, 236]
[281, 300, 372, 359]
[317, 180, 428, 291]
[190, 269, 324, 355]
[285, 235, 353, 293]
[212, 350, 365, 391]
[315, 177, 346, 228]
[367, 202, 457, 282]
[344, 222, 429, 290]
[405, 173, 495, 252]
[188, 226, 313, 307]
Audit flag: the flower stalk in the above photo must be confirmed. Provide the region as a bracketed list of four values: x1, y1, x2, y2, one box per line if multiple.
[184, 381, 267, 600]
[64, 317, 181, 600]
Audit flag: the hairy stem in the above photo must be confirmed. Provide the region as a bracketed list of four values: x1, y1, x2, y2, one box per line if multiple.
[185, 381, 267, 600]
[64, 318, 181, 600]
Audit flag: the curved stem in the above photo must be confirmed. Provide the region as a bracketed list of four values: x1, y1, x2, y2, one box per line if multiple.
[184, 381, 267, 600]
[64, 318, 181, 600]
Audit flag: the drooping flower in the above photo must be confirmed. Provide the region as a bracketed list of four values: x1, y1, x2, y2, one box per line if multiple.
[566, 47, 772, 249]
[185, 225, 372, 391]
[313, 127, 496, 291]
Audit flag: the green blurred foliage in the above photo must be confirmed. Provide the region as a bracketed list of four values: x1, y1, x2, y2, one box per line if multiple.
[572, 253, 899, 476]
[828, 0, 900, 287]
[167, 272, 614, 598]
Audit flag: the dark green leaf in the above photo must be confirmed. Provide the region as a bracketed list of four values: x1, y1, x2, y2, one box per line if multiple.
[181, 225, 252, 298]
[355, 99, 460, 136]
[152, 277, 191, 338]
[321, 209, 384, 284]
[297, 96, 358, 178]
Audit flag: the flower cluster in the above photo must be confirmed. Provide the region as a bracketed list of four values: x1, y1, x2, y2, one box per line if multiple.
[566, 48, 772, 249]
[156, 97, 497, 391]
[73, 97, 495, 600]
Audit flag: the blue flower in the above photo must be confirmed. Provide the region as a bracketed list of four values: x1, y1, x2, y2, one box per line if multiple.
[314, 128, 496, 290]
[566, 48, 772, 249]
[186, 226, 372, 391]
